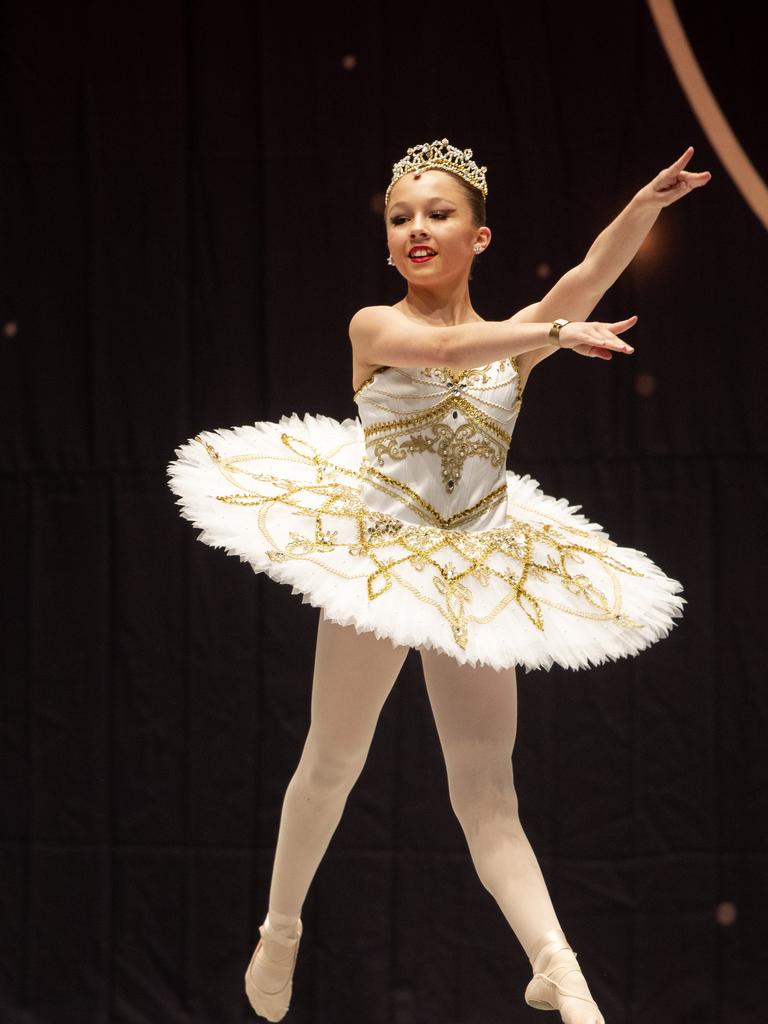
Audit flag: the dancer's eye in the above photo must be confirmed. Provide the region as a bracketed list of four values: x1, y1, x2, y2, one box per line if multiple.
[389, 211, 449, 225]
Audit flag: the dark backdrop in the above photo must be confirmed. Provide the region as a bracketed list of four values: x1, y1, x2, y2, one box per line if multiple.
[2, 2, 767, 1022]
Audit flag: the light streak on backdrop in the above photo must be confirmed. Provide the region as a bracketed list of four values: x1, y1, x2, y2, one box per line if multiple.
[647, 0, 768, 230]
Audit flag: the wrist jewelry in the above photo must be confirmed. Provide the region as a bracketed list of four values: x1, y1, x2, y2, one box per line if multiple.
[549, 319, 570, 348]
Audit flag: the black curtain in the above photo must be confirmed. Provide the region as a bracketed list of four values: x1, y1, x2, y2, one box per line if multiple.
[2, 2, 767, 1022]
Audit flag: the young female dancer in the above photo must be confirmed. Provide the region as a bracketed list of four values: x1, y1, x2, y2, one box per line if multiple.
[166, 138, 710, 1023]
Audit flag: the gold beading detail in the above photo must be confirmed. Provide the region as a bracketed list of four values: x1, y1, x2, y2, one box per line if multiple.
[362, 391, 516, 447]
[370, 422, 506, 495]
[193, 432, 648, 652]
[353, 356, 522, 403]
[361, 462, 508, 529]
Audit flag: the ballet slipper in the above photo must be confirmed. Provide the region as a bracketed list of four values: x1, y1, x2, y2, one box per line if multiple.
[524, 927, 605, 1024]
[244, 916, 303, 1022]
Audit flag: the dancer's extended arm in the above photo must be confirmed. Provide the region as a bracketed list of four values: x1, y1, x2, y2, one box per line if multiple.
[510, 146, 712, 376]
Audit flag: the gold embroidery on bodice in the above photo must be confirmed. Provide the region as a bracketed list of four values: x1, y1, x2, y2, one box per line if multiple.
[370, 421, 506, 494]
[354, 358, 523, 531]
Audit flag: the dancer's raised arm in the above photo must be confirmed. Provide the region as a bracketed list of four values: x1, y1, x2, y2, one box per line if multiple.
[508, 146, 712, 377]
[579, 145, 711, 295]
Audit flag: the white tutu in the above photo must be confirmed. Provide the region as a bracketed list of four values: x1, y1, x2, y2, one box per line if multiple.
[166, 411, 686, 672]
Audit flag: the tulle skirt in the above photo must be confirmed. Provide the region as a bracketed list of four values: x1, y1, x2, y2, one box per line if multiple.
[166, 413, 686, 672]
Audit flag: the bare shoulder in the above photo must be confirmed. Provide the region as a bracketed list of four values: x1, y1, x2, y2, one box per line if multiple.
[349, 304, 415, 345]
[348, 304, 397, 345]
[348, 307, 397, 390]
[348, 304, 444, 387]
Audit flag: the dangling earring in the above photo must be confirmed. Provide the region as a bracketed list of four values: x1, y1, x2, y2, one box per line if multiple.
[387, 254, 394, 265]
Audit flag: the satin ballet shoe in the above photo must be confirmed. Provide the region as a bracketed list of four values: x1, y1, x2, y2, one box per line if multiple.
[244, 916, 303, 1022]
[524, 928, 604, 1024]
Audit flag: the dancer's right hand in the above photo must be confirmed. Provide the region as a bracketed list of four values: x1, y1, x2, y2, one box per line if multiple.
[559, 316, 638, 359]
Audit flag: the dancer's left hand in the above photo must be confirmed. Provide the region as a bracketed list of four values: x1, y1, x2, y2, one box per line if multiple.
[637, 146, 712, 207]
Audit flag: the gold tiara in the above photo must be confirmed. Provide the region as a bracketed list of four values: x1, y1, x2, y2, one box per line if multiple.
[385, 137, 488, 207]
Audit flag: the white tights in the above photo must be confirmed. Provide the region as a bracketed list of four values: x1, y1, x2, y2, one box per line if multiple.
[266, 608, 563, 962]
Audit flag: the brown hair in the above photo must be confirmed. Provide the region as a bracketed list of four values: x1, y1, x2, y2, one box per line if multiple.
[444, 170, 486, 230]
[449, 172, 486, 274]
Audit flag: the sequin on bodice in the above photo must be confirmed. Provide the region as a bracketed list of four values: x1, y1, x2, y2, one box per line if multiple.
[353, 358, 523, 532]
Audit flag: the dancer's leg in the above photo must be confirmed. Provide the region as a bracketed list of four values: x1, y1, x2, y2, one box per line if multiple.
[418, 646, 560, 952]
[267, 610, 410, 919]
[418, 646, 602, 1023]
[246, 615, 410, 1020]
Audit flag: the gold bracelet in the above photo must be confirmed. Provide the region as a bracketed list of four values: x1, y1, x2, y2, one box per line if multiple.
[548, 318, 570, 348]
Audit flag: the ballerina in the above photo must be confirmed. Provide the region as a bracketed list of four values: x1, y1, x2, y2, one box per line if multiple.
[167, 138, 710, 1023]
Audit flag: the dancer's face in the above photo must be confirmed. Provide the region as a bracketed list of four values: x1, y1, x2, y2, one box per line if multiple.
[385, 169, 490, 283]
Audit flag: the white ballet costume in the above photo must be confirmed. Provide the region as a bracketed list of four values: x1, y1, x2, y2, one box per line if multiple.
[166, 355, 686, 672]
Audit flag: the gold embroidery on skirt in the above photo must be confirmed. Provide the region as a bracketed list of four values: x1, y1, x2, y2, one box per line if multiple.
[194, 432, 647, 650]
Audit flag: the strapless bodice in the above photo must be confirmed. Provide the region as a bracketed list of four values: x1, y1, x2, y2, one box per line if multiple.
[353, 358, 523, 531]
